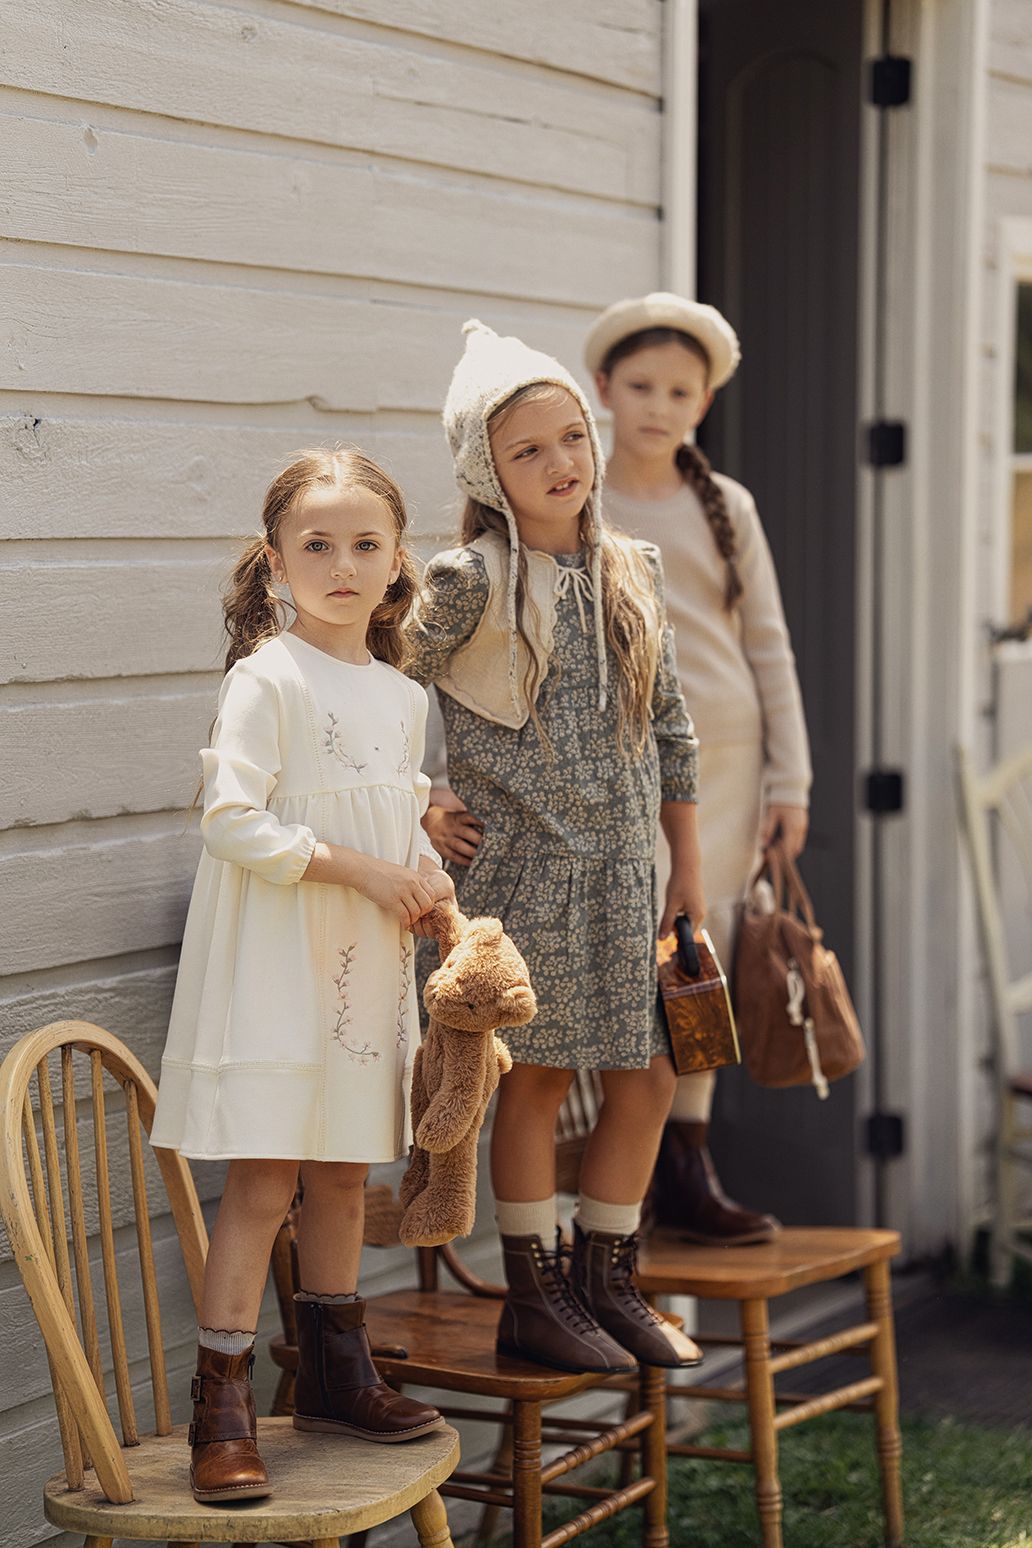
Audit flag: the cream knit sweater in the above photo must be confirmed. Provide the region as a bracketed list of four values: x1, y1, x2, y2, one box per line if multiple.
[603, 474, 811, 809]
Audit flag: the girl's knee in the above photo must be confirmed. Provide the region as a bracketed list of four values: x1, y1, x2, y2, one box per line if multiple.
[498, 1063, 572, 1112]
[301, 1160, 369, 1196]
[224, 1158, 298, 1220]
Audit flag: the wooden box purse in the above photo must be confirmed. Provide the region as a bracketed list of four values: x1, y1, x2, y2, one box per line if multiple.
[656, 916, 742, 1076]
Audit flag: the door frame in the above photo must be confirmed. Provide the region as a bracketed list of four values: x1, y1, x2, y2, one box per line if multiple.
[662, 0, 990, 1256]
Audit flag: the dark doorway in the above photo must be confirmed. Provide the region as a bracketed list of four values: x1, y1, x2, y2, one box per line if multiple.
[696, 0, 864, 1226]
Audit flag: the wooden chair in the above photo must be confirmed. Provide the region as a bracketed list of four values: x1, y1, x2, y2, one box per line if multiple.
[0, 1021, 459, 1548]
[636, 1226, 903, 1548]
[270, 1070, 670, 1548]
[955, 741, 1032, 1287]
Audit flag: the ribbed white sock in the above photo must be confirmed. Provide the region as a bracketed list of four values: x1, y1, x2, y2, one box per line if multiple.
[294, 1290, 360, 1303]
[667, 1069, 718, 1123]
[198, 1326, 255, 1355]
[575, 1194, 641, 1237]
[495, 1196, 557, 1241]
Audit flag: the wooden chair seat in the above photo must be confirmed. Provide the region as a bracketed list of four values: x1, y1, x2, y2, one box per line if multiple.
[637, 1225, 901, 1299]
[43, 1419, 458, 1542]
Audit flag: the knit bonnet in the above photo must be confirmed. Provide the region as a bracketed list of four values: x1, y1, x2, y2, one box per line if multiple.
[442, 319, 609, 714]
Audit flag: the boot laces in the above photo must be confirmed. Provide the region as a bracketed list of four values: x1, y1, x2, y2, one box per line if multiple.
[609, 1233, 662, 1326]
[536, 1231, 602, 1336]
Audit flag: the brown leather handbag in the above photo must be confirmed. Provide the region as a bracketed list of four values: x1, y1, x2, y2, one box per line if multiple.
[733, 843, 864, 1098]
[657, 917, 741, 1076]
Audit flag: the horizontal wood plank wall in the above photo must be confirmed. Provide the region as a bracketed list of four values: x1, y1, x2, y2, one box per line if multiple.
[0, 2, 663, 1540]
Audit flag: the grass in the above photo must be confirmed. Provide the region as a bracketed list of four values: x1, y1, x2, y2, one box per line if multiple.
[523, 1411, 1032, 1547]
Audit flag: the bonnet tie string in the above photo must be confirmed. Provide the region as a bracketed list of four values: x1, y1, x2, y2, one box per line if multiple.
[554, 564, 595, 634]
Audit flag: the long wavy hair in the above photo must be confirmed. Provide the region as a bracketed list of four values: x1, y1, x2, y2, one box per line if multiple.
[223, 447, 420, 674]
[462, 382, 661, 755]
[599, 326, 743, 609]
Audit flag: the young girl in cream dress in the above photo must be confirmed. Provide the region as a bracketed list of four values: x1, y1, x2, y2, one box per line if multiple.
[151, 449, 452, 1503]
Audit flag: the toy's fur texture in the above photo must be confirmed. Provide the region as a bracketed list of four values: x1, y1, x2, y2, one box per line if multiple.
[398, 903, 536, 1247]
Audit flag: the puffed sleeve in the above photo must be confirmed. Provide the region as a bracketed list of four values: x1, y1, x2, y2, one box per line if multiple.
[640, 543, 700, 803]
[407, 680, 444, 863]
[731, 488, 812, 808]
[406, 547, 490, 687]
[199, 665, 318, 883]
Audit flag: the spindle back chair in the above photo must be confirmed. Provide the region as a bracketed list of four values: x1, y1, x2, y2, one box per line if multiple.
[0, 1021, 459, 1547]
[956, 742, 1032, 1285]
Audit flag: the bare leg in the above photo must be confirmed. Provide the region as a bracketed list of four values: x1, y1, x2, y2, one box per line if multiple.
[200, 1158, 300, 1329]
[490, 1063, 574, 1201]
[296, 1161, 369, 1293]
[579, 1055, 676, 1204]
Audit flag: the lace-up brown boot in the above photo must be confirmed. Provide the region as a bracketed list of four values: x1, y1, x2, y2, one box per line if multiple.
[496, 1231, 637, 1373]
[571, 1222, 703, 1369]
[292, 1297, 445, 1441]
[189, 1343, 271, 1503]
[650, 1120, 781, 1244]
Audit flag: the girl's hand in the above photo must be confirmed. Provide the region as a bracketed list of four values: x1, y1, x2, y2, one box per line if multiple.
[353, 856, 436, 928]
[422, 793, 484, 868]
[760, 804, 809, 860]
[411, 860, 457, 937]
[659, 872, 707, 941]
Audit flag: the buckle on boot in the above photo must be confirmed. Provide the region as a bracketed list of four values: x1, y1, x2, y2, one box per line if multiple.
[190, 1375, 204, 1401]
[187, 1421, 197, 1445]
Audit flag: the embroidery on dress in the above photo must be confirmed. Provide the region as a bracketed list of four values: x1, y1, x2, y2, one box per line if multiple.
[330, 944, 380, 1063]
[324, 711, 367, 774]
[396, 941, 413, 1047]
[396, 719, 411, 777]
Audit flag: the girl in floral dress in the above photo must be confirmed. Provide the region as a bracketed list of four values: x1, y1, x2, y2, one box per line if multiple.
[410, 322, 704, 1373]
[151, 448, 451, 1502]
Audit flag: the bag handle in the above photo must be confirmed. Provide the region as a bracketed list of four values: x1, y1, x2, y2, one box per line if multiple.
[674, 915, 701, 977]
[767, 841, 819, 933]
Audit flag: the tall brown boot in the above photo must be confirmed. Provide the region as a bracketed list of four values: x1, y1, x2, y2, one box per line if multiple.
[189, 1343, 271, 1504]
[496, 1231, 636, 1374]
[571, 1223, 703, 1369]
[292, 1297, 444, 1442]
[649, 1120, 781, 1244]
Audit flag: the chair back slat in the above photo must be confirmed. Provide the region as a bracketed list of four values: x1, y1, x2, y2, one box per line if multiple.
[62, 1046, 106, 1397]
[1, 1022, 207, 1504]
[125, 1081, 172, 1434]
[90, 1050, 139, 1448]
[22, 1089, 86, 1488]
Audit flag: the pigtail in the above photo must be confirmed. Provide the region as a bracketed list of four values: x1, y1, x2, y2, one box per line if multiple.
[367, 548, 420, 671]
[222, 537, 282, 674]
[675, 442, 743, 610]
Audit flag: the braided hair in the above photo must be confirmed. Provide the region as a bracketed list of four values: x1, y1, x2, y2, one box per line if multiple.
[600, 325, 743, 610]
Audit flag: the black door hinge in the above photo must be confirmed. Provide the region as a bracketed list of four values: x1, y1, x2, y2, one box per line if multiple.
[865, 420, 907, 467]
[869, 55, 912, 108]
[863, 769, 905, 815]
[865, 1111, 906, 1160]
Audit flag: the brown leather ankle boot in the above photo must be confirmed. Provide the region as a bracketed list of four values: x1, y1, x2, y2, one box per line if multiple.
[571, 1222, 703, 1369]
[292, 1297, 444, 1442]
[189, 1343, 271, 1503]
[649, 1120, 781, 1244]
[496, 1231, 637, 1374]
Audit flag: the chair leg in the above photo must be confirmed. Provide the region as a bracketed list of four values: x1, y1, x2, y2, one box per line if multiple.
[865, 1259, 904, 1547]
[312, 1539, 340, 1548]
[411, 1487, 455, 1548]
[992, 1094, 1017, 1290]
[476, 1400, 514, 1544]
[270, 1366, 296, 1416]
[84, 1539, 113, 1547]
[741, 1298, 782, 1548]
[512, 1399, 543, 1548]
[639, 1362, 669, 1548]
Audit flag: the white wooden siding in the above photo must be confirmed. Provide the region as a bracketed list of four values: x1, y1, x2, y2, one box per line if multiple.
[0, 3, 663, 1539]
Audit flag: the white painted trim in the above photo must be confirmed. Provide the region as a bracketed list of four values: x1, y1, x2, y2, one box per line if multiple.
[661, 0, 698, 296]
[855, 0, 989, 1256]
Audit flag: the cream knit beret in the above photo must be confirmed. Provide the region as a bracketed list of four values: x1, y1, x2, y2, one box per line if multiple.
[442, 319, 609, 712]
[584, 292, 741, 389]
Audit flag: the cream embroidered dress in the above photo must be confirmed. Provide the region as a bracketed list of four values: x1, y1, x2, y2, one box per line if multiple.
[151, 632, 436, 1163]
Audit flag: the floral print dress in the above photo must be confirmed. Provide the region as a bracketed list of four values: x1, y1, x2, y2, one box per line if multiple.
[151, 632, 436, 1162]
[410, 544, 698, 1070]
